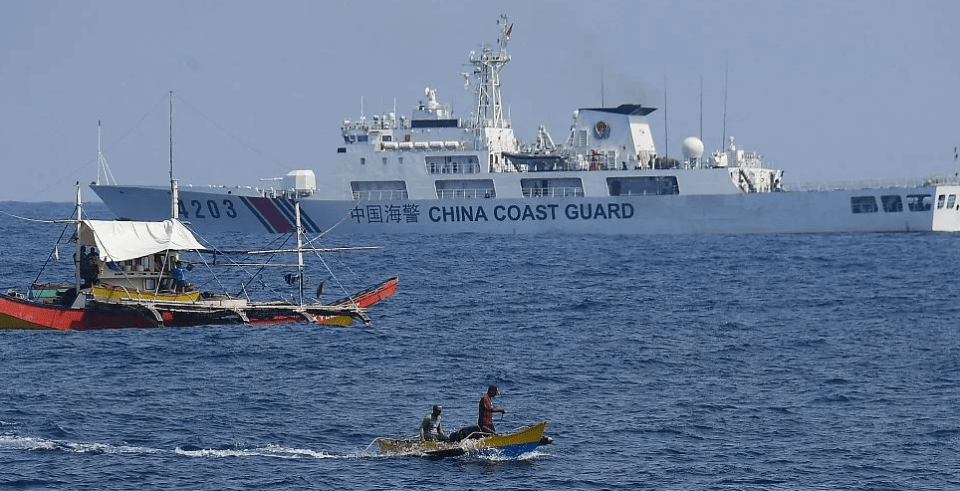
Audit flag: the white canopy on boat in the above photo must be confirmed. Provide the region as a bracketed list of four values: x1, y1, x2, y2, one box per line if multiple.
[79, 219, 204, 262]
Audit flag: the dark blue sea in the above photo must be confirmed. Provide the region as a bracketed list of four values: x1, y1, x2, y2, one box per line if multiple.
[1, 201, 959, 490]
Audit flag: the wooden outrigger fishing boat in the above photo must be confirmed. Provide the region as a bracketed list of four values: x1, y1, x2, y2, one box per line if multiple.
[373, 421, 553, 459]
[0, 185, 398, 331]
[2, 96, 397, 331]
[0, 275, 398, 330]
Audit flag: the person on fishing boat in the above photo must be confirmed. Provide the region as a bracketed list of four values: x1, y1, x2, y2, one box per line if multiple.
[420, 405, 447, 442]
[173, 261, 187, 292]
[78, 246, 99, 287]
[478, 385, 506, 434]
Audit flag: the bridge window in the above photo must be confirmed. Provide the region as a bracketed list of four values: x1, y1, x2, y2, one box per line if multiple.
[881, 195, 903, 212]
[850, 196, 878, 214]
[607, 176, 679, 196]
[906, 194, 932, 212]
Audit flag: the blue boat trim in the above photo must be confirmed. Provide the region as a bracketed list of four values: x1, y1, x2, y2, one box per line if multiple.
[474, 442, 541, 459]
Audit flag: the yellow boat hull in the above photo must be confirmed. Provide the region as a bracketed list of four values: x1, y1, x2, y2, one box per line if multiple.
[93, 285, 200, 303]
[376, 421, 549, 458]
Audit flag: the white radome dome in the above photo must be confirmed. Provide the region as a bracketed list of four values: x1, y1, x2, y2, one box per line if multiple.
[682, 136, 704, 159]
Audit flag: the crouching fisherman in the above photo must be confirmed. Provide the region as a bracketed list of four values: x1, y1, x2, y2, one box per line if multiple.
[420, 405, 447, 442]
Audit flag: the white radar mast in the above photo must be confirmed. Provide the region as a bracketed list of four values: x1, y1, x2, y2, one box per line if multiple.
[463, 14, 513, 132]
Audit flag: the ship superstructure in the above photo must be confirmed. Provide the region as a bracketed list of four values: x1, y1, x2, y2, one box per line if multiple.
[91, 15, 960, 235]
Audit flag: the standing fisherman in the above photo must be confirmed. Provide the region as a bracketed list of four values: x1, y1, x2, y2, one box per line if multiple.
[478, 385, 506, 434]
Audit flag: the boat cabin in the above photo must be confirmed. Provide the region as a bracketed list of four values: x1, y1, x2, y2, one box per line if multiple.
[76, 219, 204, 302]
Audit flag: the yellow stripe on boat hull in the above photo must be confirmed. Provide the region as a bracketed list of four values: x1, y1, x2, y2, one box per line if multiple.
[319, 315, 355, 326]
[0, 312, 49, 330]
[93, 285, 200, 303]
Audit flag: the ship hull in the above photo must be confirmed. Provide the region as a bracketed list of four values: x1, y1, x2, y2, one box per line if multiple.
[92, 184, 960, 235]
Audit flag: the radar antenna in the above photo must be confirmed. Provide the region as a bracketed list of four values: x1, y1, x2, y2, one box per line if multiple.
[463, 14, 513, 131]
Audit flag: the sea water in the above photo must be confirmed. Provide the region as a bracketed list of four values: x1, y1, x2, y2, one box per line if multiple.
[1, 202, 958, 489]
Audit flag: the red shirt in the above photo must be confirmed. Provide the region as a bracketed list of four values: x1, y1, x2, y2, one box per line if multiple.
[478, 394, 494, 427]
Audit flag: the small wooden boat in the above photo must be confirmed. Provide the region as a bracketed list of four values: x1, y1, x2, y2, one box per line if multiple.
[374, 421, 552, 459]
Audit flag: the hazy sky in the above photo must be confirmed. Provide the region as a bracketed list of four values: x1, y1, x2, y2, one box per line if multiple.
[1, 0, 958, 202]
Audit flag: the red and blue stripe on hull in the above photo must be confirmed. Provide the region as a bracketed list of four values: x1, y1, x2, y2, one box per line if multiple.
[238, 197, 323, 233]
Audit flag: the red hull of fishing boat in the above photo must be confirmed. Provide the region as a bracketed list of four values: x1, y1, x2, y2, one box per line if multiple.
[0, 294, 155, 330]
[0, 277, 398, 331]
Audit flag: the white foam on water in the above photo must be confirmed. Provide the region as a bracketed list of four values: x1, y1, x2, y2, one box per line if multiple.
[0, 434, 160, 455]
[174, 444, 341, 459]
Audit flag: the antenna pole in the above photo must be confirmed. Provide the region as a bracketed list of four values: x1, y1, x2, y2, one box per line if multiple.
[96, 121, 102, 185]
[722, 63, 728, 151]
[699, 76, 703, 142]
[663, 72, 668, 160]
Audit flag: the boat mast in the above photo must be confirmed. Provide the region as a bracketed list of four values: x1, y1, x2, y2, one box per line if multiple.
[663, 72, 668, 161]
[74, 181, 82, 294]
[295, 200, 304, 306]
[169, 91, 179, 220]
[721, 63, 728, 151]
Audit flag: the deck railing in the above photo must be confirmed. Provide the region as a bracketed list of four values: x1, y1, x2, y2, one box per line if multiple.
[786, 176, 960, 192]
[351, 190, 408, 201]
[435, 189, 497, 199]
[521, 187, 585, 198]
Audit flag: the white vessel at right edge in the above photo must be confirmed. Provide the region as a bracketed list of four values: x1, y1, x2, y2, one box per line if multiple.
[91, 15, 960, 235]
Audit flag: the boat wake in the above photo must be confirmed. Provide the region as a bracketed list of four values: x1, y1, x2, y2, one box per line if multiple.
[1, 432, 552, 462]
[477, 448, 550, 462]
[1, 433, 359, 460]
[174, 444, 345, 459]
[0, 434, 161, 455]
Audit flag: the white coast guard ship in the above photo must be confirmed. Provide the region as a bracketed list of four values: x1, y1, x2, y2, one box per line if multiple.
[92, 15, 960, 235]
